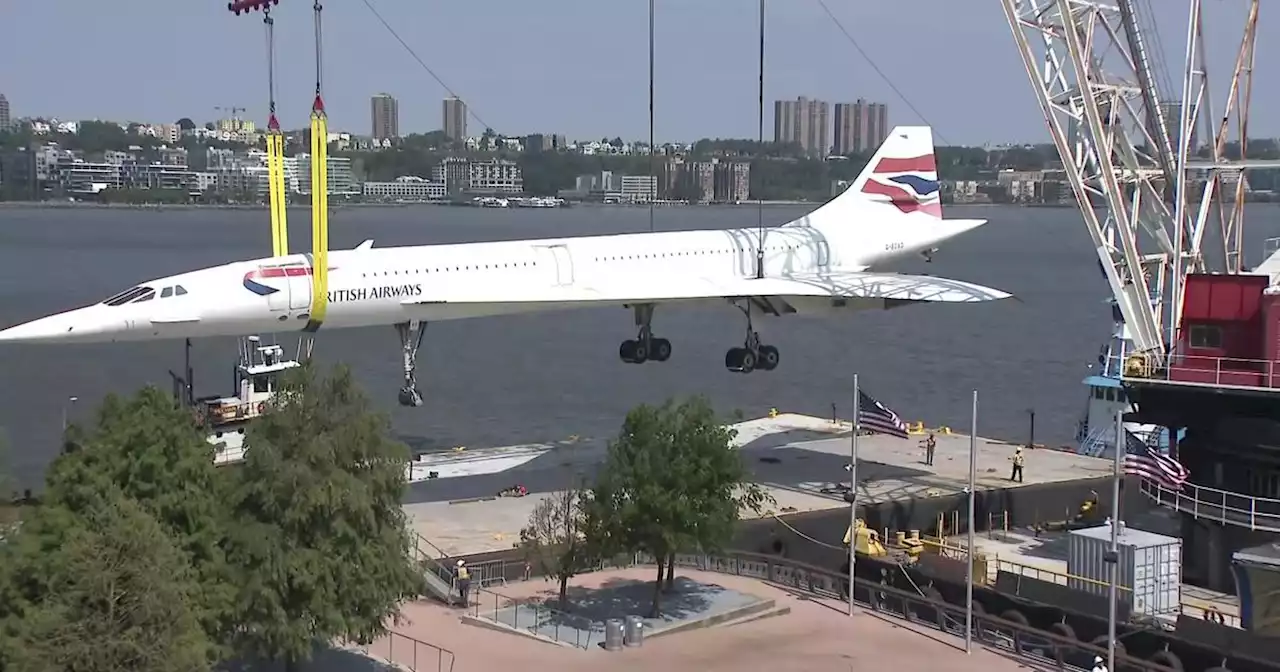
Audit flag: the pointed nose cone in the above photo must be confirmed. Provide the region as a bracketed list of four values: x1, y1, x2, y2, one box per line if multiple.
[0, 313, 80, 344]
[0, 308, 125, 344]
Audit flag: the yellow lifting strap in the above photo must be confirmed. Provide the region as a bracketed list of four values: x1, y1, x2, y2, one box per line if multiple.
[303, 0, 329, 333]
[263, 6, 288, 257]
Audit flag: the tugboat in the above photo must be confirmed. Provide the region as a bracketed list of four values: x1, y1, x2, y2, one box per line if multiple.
[199, 335, 302, 465]
[1074, 298, 1178, 458]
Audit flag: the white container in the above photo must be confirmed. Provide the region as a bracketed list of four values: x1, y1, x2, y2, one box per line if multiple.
[1066, 523, 1181, 617]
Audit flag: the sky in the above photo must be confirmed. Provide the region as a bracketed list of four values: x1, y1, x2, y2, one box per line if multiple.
[1, 0, 1275, 146]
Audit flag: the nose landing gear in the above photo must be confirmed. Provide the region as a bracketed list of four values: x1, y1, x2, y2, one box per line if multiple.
[395, 320, 426, 407]
[619, 303, 672, 365]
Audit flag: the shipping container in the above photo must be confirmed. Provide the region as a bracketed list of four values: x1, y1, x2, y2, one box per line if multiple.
[1066, 523, 1181, 617]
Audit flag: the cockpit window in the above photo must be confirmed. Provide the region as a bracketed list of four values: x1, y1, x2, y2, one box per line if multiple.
[102, 286, 152, 306]
[175, 285, 188, 296]
[161, 287, 173, 298]
[131, 289, 156, 303]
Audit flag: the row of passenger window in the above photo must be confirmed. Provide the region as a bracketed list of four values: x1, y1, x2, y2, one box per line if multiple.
[355, 246, 798, 278]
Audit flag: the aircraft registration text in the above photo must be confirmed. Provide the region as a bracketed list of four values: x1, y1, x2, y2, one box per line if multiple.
[328, 283, 423, 303]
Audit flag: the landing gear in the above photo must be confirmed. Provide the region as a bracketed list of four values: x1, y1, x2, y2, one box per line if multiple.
[395, 320, 427, 407]
[725, 301, 780, 374]
[619, 303, 672, 364]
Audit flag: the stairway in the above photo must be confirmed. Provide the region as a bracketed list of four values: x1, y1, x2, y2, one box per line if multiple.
[412, 532, 457, 605]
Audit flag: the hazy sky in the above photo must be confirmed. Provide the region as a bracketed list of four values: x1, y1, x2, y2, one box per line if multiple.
[1, 1, 1275, 145]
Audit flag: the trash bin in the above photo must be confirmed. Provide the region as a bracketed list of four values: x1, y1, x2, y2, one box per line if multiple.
[624, 615, 644, 647]
[604, 618, 625, 651]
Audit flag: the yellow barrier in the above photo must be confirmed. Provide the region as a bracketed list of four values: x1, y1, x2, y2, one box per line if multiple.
[306, 101, 330, 332]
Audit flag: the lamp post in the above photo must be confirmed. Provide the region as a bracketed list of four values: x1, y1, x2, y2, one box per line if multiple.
[1026, 408, 1036, 449]
[61, 396, 78, 433]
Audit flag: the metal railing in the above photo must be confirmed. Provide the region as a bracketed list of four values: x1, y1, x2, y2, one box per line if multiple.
[1115, 353, 1280, 390]
[1140, 478, 1280, 533]
[649, 550, 1177, 671]
[353, 630, 456, 672]
[990, 557, 1242, 629]
[465, 582, 600, 649]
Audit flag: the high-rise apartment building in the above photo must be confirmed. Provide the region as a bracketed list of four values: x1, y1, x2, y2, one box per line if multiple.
[773, 97, 829, 156]
[833, 103, 856, 155]
[442, 97, 468, 141]
[370, 93, 399, 141]
[839, 99, 891, 154]
[0, 94, 11, 130]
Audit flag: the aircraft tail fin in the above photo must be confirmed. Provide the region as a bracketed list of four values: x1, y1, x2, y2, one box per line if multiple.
[787, 126, 943, 229]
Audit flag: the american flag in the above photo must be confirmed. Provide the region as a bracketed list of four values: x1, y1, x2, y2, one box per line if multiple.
[1123, 430, 1189, 490]
[856, 390, 910, 439]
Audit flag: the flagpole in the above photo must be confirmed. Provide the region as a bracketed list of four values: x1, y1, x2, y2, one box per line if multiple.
[848, 373, 859, 617]
[965, 389, 977, 654]
[1108, 409, 1122, 672]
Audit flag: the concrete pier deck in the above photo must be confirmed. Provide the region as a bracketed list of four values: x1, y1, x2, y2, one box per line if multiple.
[403, 413, 1113, 556]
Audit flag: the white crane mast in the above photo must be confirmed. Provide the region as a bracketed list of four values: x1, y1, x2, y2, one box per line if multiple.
[999, 0, 1261, 358]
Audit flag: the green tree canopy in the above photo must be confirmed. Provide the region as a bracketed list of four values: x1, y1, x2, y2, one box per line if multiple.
[220, 363, 423, 668]
[36, 387, 230, 634]
[584, 396, 768, 616]
[1, 494, 212, 672]
[519, 487, 592, 608]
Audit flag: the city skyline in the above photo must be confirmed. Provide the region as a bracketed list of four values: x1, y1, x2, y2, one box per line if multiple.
[1, 1, 1275, 146]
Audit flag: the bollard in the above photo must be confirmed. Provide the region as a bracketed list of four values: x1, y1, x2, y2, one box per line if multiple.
[604, 619, 625, 651]
[624, 615, 645, 647]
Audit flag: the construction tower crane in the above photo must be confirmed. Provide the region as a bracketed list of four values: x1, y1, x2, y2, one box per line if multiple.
[1000, 0, 1262, 358]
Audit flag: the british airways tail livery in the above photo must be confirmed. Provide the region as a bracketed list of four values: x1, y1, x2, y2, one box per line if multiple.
[0, 126, 1010, 406]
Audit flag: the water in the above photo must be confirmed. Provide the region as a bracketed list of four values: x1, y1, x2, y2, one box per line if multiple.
[1, 204, 1277, 487]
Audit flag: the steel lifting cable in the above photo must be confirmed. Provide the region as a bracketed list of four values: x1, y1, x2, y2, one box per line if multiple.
[312, 0, 324, 99]
[648, 0, 656, 232]
[263, 6, 278, 124]
[755, 0, 766, 279]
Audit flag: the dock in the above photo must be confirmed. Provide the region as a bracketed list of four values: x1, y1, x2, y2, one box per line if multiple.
[402, 413, 1114, 556]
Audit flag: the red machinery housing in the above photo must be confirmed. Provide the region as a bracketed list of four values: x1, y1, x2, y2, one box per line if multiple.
[1170, 273, 1280, 388]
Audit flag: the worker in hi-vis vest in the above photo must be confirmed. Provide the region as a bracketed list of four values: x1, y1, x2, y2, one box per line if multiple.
[1010, 447, 1025, 483]
[455, 560, 471, 607]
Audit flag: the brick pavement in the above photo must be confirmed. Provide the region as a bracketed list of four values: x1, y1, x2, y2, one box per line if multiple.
[364, 567, 1058, 672]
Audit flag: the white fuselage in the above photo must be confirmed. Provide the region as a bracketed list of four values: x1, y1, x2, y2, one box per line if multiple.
[0, 216, 973, 346]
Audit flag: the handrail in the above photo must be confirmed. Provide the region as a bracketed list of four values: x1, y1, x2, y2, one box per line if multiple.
[413, 531, 451, 561]
[354, 629, 456, 672]
[1113, 352, 1280, 390]
[467, 583, 599, 649]
[1140, 478, 1280, 533]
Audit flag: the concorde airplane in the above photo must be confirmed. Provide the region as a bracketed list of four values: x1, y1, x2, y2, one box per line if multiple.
[0, 126, 1011, 406]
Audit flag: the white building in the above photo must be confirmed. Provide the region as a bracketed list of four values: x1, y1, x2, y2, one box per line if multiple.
[619, 174, 657, 203]
[291, 154, 357, 196]
[363, 176, 446, 201]
[467, 159, 523, 194]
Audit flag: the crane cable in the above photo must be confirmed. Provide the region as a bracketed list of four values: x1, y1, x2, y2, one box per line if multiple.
[813, 0, 946, 146]
[648, 0, 655, 232]
[263, 5, 288, 257]
[754, 0, 766, 279]
[305, 0, 330, 334]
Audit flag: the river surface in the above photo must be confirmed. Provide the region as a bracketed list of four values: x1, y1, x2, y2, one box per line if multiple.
[2, 203, 1278, 487]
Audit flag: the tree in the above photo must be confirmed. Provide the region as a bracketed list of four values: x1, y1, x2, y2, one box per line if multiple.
[519, 487, 592, 608]
[220, 364, 423, 669]
[176, 117, 196, 131]
[2, 494, 212, 672]
[584, 397, 769, 616]
[36, 387, 231, 646]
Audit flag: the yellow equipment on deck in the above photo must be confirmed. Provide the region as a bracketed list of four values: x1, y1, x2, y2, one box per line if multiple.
[844, 519, 924, 562]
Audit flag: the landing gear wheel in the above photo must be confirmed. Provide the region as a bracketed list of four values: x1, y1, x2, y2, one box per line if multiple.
[395, 320, 427, 407]
[725, 347, 757, 373]
[758, 345, 780, 371]
[650, 338, 672, 362]
[620, 304, 668, 365]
